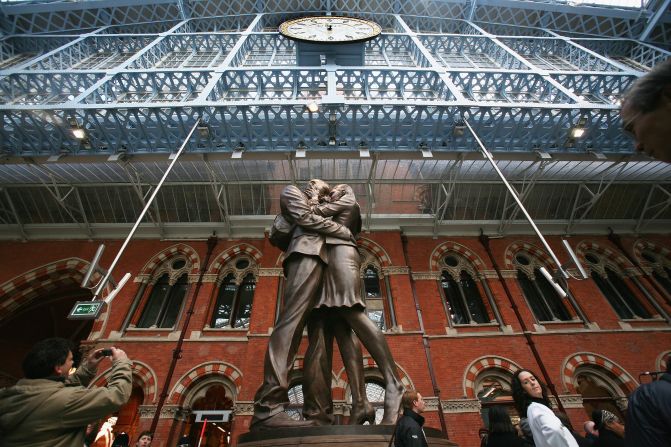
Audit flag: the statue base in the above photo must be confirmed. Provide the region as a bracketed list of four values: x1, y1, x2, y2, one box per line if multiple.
[238, 424, 458, 447]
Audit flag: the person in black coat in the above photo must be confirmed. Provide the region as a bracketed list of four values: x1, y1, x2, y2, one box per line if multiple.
[482, 406, 531, 447]
[394, 389, 428, 447]
[626, 360, 671, 447]
[592, 409, 624, 447]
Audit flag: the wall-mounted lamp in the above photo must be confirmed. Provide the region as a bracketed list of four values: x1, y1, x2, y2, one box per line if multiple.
[571, 128, 586, 138]
[453, 121, 466, 137]
[197, 122, 210, 139]
[587, 150, 607, 160]
[307, 101, 319, 113]
[571, 116, 588, 139]
[296, 141, 307, 158]
[535, 150, 552, 160]
[358, 141, 370, 158]
[69, 116, 87, 140]
[232, 142, 245, 159]
[108, 145, 128, 162]
[419, 142, 432, 158]
[72, 128, 86, 139]
[47, 148, 69, 163]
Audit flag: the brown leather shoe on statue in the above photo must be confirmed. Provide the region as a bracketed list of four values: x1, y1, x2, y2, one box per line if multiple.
[250, 412, 318, 431]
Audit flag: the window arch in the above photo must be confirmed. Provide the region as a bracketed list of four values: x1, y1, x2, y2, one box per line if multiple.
[286, 382, 304, 421]
[574, 367, 627, 420]
[210, 257, 257, 329]
[359, 249, 394, 330]
[514, 252, 573, 322]
[183, 382, 234, 447]
[438, 253, 493, 325]
[584, 251, 651, 319]
[344, 370, 386, 425]
[474, 370, 517, 426]
[640, 249, 671, 296]
[137, 257, 190, 329]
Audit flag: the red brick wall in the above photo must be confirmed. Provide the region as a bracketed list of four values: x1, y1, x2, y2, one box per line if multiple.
[1, 233, 669, 447]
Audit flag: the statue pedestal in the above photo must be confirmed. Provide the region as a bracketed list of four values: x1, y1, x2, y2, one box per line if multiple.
[238, 425, 458, 447]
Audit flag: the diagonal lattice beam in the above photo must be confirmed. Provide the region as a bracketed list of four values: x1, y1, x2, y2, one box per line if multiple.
[202, 155, 232, 236]
[641, 0, 671, 41]
[498, 159, 554, 234]
[432, 156, 464, 236]
[364, 153, 378, 233]
[23, 162, 91, 232]
[565, 160, 629, 233]
[0, 187, 27, 240]
[635, 184, 671, 232]
[121, 161, 165, 239]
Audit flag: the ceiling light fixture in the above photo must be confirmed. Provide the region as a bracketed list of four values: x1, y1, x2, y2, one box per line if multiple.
[307, 101, 319, 113]
[232, 142, 245, 159]
[296, 141, 307, 158]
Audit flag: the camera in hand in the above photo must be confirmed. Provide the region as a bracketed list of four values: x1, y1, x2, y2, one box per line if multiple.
[96, 348, 113, 358]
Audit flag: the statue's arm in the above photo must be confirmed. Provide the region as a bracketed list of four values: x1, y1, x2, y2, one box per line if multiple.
[281, 186, 351, 239]
[311, 193, 355, 218]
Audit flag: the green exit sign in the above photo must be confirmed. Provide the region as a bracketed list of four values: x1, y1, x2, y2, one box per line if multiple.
[68, 301, 104, 320]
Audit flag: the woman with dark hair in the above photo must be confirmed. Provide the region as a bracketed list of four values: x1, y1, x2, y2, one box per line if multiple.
[483, 406, 530, 447]
[512, 369, 578, 447]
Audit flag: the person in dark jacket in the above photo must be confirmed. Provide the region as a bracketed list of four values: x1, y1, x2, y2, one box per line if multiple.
[483, 406, 530, 447]
[394, 389, 428, 447]
[625, 360, 671, 447]
[0, 337, 132, 447]
[592, 410, 624, 447]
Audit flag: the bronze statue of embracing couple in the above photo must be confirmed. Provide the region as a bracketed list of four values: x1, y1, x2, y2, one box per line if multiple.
[251, 179, 404, 430]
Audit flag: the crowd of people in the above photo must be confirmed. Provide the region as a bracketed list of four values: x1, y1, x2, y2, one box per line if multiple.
[472, 363, 671, 447]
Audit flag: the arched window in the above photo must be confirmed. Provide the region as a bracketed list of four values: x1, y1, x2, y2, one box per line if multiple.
[359, 248, 395, 330]
[183, 383, 234, 447]
[286, 383, 304, 421]
[210, 258, 257, 329]
[438, 253, 495, 326]
[475, 370, 516, 426]
[137, 258, 190, 329]
[514, 253, 572, 322]
[345, 375, 386, 425]
[584, 252, 651, 319]
[640, 249, 671, 296]
[575, 368, 627, 421]
[362, 265, 387, 330]
[364, 380, 386, 425]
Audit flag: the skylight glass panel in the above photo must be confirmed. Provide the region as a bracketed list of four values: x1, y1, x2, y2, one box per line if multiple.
[567, 0, 643, 7]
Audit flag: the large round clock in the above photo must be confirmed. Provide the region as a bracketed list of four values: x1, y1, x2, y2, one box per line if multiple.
[279, 16, 381, 44]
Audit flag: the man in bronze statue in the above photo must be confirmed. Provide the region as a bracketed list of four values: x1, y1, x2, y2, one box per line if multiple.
[302, 184, 403, 426]
[251, 179, 355, 430]
[252, 180, 403, 430]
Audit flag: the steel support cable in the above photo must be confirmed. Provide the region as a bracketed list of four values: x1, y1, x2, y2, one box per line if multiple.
[149, 235, 218, 434]
[478, 233, 567, 415]
[401, 235, 449, 437]
[92, 120, 201, 299]
[464, 119, 569, 279]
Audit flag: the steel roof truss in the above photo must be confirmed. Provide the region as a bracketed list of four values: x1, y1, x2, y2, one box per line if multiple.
[364, 153, 379, 232]
[0, 187, 27, 240]
[122, 162, 165, 238]
[202, 157, 232, 235]
[635, 184, 671, 232]
[498, 159, 553, 234]
[565, 160, 629, 233]
[433, 157, 463, 236]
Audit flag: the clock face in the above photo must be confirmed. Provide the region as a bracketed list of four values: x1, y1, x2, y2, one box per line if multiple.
[279, 16, 381, 43]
